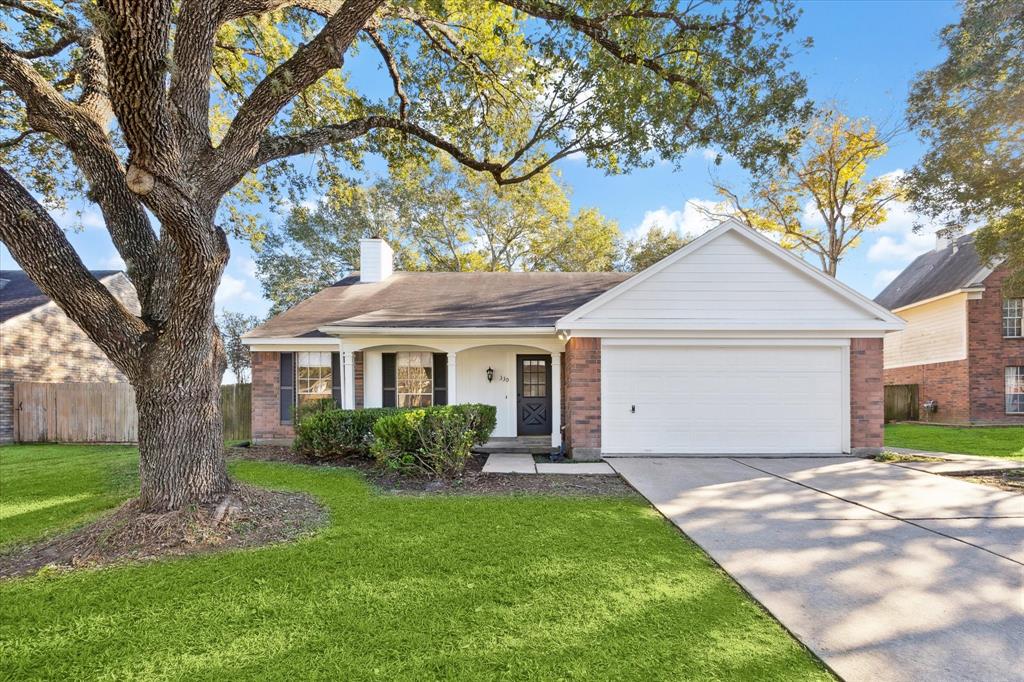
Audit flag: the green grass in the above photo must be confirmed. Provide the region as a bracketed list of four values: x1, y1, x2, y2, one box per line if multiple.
[0, 444, 138, 547]
[0, 445, 832, 681]
[884, 424, 1024, 460]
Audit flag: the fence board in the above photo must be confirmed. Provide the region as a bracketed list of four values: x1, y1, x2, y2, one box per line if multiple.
[12, 382, 251, 443]
[884, 384, 919, 422]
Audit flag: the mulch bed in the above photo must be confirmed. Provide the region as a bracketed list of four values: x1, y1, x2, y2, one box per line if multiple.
[229, 444, 637, 498]
[0, 483, 327, 579]
[953, 468, 1024, 494]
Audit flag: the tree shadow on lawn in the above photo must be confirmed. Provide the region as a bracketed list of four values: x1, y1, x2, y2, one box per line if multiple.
[0, 461, 833, 681]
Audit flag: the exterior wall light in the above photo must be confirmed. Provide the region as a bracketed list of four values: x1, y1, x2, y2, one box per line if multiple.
[486, 367, 494, 382]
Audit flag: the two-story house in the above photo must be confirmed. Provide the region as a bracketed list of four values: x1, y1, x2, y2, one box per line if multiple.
[875, 234, 1023, 424]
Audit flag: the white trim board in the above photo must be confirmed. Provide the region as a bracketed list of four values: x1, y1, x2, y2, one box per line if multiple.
[557, 219, 905, 332]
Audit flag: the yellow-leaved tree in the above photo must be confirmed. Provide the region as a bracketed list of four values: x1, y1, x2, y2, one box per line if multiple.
[706, 110, 902, 276]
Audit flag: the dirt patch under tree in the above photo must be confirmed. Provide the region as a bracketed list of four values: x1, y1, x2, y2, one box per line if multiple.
[0, 483, 327, 579]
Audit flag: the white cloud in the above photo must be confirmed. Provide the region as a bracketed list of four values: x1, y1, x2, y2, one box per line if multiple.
[701, 149, 718, 161]
[238, 257, 258, 279]
[216, 273, 260, 305]
[866, 201, 944, 263]
[872, 268, 903, 291]
[629, 199, 721, 240]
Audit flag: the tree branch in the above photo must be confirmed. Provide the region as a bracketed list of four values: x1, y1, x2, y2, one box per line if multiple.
[169, 0, 221, 161]
[212, 0, 384, 176]
[365, 28, 408, 119]
[0, 165, 148, 378]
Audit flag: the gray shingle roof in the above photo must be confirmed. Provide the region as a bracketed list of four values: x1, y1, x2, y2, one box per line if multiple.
[874, 234, 987, 310]
[245, 271, 633, 338]
[0, 270, 122, 323]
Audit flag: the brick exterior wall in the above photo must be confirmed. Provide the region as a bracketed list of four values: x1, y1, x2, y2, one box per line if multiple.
[0, 273, 139, 443]
[883, 359, 971, 423]
[850, 338, 884, 452]
[251, 350, 365, 443]
[563, 337, 601, 460]
[882, 265, 1024, 425]
[967, 267, 1024, 423]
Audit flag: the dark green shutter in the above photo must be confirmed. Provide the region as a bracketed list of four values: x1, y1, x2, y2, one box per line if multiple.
[280, 352, 294, 424]
[433, 353, 448, 405]
[382, 353, 397, 407]
[331, 352, 341, 406]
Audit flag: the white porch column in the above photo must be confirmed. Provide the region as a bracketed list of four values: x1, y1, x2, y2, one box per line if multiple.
[342, 350, 356, 409]
[446, 352, 458, 405]
[550, 352, 561, 449]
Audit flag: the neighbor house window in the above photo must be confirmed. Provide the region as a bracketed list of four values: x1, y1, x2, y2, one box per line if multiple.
[397, 352, 433, 407]
[1004, 299, 1023, 338]
[296, 352, 332, 406]
[1007, 367, 1024, 414]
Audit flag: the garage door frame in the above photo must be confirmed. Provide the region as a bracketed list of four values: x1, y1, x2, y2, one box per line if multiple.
[600, 337, 851, 455]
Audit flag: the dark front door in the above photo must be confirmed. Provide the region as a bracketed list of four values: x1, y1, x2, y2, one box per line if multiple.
[517, 355, 552, 436]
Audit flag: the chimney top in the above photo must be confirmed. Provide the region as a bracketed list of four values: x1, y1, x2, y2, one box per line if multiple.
[359, 238, 394, 283]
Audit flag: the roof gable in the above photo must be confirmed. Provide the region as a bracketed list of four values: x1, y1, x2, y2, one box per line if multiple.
[558, 220, 904, 332]
[0, 270, 123, 324]
[873, 234, 992, 310]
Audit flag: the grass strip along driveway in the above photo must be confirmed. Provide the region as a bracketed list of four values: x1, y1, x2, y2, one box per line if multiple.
[884, 424, 1024, 460]
[0, 445, 831, 681]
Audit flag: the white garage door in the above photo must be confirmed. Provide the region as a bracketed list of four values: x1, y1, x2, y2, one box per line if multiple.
[602, 344, 846, 454]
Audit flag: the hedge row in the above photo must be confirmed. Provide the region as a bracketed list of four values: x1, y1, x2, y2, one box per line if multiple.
[294, 404, 497, 476]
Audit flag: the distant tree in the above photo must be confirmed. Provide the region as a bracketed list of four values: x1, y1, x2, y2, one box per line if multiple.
[705, 110, 902, 276]
[217, 311, 262, 383]
[904, 0, 1024, 293]
[258, 162, 621, 312]
[618, 226, 693, 271]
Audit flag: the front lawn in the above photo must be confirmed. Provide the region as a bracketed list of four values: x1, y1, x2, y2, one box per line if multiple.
[0, 445, 832, 680]
[884, 424, 1024, 460]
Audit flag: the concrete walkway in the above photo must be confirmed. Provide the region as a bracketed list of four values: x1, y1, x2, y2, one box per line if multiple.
[482, 453, 616, 475]
[609, 456, 1024, 682]
[883, 448, 1023, 474]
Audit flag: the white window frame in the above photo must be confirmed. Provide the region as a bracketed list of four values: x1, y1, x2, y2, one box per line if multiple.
[1003, 298, 1023, 338]
[1006, 366, 1024, 415]
[296, 351, 333, 406]
[397, 351, 433, 408]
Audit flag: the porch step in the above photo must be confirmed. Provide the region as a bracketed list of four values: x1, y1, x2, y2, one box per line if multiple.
[473, 437, 557, 455]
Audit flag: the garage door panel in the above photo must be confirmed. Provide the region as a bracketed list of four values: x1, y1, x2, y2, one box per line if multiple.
[602, 345, 845, 454]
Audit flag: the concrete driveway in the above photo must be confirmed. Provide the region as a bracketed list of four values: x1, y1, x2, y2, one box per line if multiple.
[608, 456, 1024, 682]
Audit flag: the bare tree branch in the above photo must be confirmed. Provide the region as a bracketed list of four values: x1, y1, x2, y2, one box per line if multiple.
[11, 34, 74, 59]
[365, 27, 408, 119]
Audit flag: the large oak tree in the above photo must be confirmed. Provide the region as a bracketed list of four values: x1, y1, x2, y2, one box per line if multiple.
[0, 0, 809, 511]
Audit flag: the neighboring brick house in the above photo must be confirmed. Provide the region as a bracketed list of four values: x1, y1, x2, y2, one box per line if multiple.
[0, 270, 140, 443]
[243, 220, 903, 457]
[875, 234, 1024, 424]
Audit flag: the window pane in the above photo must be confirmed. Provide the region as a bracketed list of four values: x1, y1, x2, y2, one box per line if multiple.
[397, 352, 432, 406]
[1007, 367, 1024, 414]
[522, 360, 546, 397]
[297, 353, 332, 398]
[1004, 299, 1023, 338]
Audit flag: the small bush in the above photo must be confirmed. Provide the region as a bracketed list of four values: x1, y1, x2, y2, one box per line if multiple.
[372, 404, 496, 477]
[294, 407, 400, 459]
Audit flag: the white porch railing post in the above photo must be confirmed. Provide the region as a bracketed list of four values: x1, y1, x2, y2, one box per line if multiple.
[447, 352, 458, 405]
[342, 350, 356, 409]
[550, 352, 561, 449]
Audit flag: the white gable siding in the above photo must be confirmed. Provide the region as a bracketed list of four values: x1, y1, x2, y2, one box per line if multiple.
[882, 294, 968, 369]
[574, 229, 871, 328]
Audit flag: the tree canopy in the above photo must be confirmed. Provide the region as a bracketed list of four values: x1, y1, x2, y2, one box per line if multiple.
[704, 109, 900, 276]
[904, 0, 1024, 293]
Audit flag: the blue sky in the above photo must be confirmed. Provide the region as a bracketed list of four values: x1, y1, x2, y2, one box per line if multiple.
[0, 0, 961, 321]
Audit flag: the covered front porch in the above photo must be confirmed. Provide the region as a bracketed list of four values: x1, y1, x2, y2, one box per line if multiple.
[328, 330, 566, 448]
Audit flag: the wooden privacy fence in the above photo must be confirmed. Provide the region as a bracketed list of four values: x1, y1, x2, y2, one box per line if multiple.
[13, 382, 251, 443]
[884, 384, 919, 422]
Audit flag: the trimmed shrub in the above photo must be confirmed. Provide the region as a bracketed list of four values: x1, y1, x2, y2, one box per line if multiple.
[294, 407, 400, 459]
[372, 404, 497, 477]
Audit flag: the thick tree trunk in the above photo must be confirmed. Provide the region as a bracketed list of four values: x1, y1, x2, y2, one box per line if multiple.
[134, 325, 230, 511]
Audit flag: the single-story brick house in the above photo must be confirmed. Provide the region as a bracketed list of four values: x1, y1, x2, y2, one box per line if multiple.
[242, 220, 904, 458]
[0, 269, 140, 443]
[875, 233, 1024, 424]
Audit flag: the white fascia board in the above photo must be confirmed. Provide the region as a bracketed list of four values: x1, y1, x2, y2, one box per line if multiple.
[316, 325, 555, 336]
[557, 218, 906, 329]
[561, 319, 901, 332]
[240, 337, 338, 346]
[566, 328, 891, 339]
[890, 288, 984, 313]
